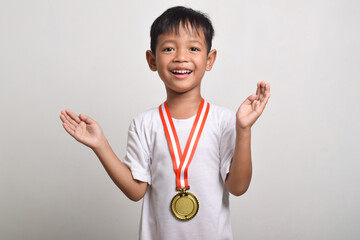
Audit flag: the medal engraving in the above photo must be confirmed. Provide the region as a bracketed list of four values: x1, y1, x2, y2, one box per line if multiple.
[170, 189, 199, 221]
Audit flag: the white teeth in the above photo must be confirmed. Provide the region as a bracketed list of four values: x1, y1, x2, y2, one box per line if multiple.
[172, 70, 191, 74]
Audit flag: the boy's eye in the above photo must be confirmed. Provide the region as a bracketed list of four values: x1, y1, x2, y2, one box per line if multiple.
[190, 47, 200, 52]
[163, 47, 174, 52]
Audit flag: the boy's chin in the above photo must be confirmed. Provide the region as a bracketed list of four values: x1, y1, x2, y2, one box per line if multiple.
[164, 85, 201, 95]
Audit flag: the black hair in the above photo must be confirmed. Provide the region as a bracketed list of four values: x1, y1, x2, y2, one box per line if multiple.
[150, 6, 214, 54]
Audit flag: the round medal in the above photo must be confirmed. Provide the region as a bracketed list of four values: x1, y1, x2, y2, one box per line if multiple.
[170, 189, 199, 221]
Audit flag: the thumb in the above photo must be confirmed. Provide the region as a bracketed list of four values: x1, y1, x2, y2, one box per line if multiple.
[243, 94, 257, 104]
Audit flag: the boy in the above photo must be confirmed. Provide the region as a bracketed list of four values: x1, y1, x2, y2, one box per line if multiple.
[60, 6, 270, 240]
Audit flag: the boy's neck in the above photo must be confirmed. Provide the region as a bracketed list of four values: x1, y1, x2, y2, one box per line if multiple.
[166, 92, 203, 119]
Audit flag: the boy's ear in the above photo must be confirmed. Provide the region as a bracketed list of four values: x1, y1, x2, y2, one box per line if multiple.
[146, 50, 157, 71]
[206, 49, 217, 71]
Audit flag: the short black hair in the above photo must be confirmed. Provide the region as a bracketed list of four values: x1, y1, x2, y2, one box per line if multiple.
[150, 6, 214, 54]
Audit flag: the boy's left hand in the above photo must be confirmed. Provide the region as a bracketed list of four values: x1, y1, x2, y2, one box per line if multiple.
[236, 81, 270, 130]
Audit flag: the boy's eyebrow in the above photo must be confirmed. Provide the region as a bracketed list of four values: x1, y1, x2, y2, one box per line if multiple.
[188, 40, 203, 44]
[159, 39, 204, 45]
[158, 40, 176, 45]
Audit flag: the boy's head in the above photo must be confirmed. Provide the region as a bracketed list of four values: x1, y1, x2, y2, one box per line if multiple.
[146, 6, 217, 95]
[150, 6, 214, 55]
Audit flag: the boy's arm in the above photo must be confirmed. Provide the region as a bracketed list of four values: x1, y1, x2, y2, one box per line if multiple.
[60, 109, 147, 201]
[225, 81, 270, 196]
[92, 139, 148, 201]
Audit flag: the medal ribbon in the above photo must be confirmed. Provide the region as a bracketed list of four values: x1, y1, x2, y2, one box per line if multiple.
[159, 98, 210, 189]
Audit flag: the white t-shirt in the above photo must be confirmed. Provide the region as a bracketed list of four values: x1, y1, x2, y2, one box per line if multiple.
[124, 103, 236, 240]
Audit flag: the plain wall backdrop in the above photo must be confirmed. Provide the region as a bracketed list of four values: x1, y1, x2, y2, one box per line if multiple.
[1, 0, 359, 239]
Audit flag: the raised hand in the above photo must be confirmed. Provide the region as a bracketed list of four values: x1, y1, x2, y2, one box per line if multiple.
[236, 81, 270, 129]
[59, 109, 106, 149]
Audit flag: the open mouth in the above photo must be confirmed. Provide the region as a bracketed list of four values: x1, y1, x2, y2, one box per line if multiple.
[171, 69, 192, 75]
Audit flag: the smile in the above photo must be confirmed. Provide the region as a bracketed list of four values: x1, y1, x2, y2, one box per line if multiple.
[171, 69, 192, 75]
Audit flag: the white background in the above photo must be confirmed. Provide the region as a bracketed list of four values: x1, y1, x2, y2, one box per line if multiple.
[1, 0, 359, 239]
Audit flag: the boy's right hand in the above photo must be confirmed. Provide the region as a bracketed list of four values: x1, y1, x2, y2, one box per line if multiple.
[60, 109, 106, 150]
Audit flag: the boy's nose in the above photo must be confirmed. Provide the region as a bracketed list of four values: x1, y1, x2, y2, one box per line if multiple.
[173, 49, 188, 62]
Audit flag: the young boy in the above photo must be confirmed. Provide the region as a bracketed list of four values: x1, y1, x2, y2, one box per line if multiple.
[60, 6, 270, 240]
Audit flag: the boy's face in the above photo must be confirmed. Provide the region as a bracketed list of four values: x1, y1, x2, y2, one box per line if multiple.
[146, 24, 216, 96]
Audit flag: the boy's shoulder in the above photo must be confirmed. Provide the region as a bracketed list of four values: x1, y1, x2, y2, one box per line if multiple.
[209, 103, 235, 116]
[208, 103, 236, 129]
[131, 106, 158, 121]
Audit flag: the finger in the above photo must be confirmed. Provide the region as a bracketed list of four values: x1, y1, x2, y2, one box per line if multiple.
[248, 94, 257, 102]
[258, 81, 265, 99]
[62, 122, 75, 137]
[260, 81, 266, 99]
[60, 111, 67, 123]
[243, 94, 257, 105]
[67, 120, 77, 131]
[63, 111, 79, 127]
[60, 111, 74, 126]
[265, 82, 271, 94]
[260, 81, 266, 94]
[256, 82, 260, 99]
[262, 82, 270, 99]
[251, 99, 258, 110]
[260, 81, 268, 102]
[258, 84, 263, 102]
[79, 114, 95, 124]
[65, 109, 81, 124]
[61, 113, 76, 131]
[259, 90, 271, 109]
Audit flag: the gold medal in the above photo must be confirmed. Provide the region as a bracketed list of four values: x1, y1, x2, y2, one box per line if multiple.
[170, 188, 199, 221]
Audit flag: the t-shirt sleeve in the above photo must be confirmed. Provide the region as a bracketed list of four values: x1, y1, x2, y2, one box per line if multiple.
[123, 119, 151, 184]
[219, 110, 236, 183]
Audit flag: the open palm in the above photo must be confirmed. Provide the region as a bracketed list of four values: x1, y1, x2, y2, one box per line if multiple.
[60, 109, 105, 149]
[236, 81, 271, 129]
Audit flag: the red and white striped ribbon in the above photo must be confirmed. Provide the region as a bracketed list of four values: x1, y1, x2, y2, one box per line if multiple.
[159, 98, 210, 189]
